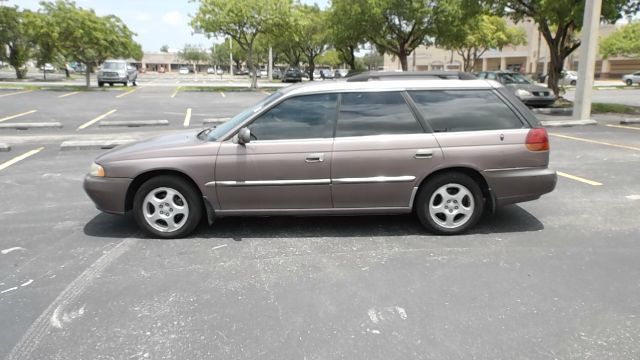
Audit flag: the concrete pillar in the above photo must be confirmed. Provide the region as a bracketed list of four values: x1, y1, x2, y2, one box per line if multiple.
[500, 57, 507, 70]
[600, 59, 611, 79]
[482, 58, 488, 71]
[543, 61, 548, 76]
[531, 60, 538, 74]
[573, 0, 602, 121]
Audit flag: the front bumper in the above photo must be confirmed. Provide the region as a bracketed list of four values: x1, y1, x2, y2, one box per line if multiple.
[83, 175, 132, 215]
[483, 167, 557, 207]
[519, 96, 556, 107]
[98, 75, 127, 82]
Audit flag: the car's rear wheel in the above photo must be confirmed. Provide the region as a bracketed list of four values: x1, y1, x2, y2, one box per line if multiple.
[416, 172, 483, 235]
[133, 176, 202, 239]
[570, 80, 576, 86]
[626, 79, 633, 86]
[98, 82, 104, 87]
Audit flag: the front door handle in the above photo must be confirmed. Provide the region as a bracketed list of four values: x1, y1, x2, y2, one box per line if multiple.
[415, 149, 433, 159]
[305, 153, 324, 163]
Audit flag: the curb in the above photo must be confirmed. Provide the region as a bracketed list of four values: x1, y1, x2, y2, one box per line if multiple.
[621, 118, 640, 125]
[0, 143, 10, 152]
[0, 122, 63, 129]
[99, 120, 169, 127]
[532, 108, 572, 115]
[60, 139, 135, 150]
[541, 119, 598, 127]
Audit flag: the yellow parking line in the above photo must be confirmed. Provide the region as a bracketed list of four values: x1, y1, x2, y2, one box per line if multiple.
[220, 91, 226, 98]
[557, 171, 603, 186]
[77, 109, 117, 130]
[0, 147, 44, 172]
[183, 108, 192, 127]
[58, 91, 79, 98]
[171, 87, 180, 98]
[606, 124, 640, 131]
[550, 133, 640, 152]
[116, 89, 136, 98]
[0, 90, 33, 98]
[0, 110, 37, 123]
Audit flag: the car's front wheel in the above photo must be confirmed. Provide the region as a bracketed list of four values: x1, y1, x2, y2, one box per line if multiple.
[416, 172, 483, 235]
[626, 79, 633, 86]
[133, 176, 202, 238]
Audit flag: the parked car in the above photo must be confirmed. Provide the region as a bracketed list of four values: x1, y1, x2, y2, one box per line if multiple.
[321, 69, 335, 79]
[207, 67, 215, 74]
[477, 71, 555, 107]
[559, 70, 578, 86]
[622, 71, 640, 86]
[41, 63, 55, 73]
[84, 78, 556, 238]
[282, 68, 303, 83]
[272, 68, 282, 80]
[97, 59, 137, 87]
[216, 69, 224, 75]
[179, 67, 190, 75]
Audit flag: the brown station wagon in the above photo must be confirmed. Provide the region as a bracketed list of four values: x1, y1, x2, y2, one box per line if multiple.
[84, 78, 557, 238]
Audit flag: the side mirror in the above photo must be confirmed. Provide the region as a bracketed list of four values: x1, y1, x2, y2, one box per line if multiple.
[237, 127, 251, 145]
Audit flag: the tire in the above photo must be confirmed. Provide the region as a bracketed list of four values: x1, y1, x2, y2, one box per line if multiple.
[98, 82, 104, 87]
[570, 80, 576, 86]
[133, 175, 203, 239]
[109, 83, 113, 87]
[626, 79, 633, 86]
[123, 81, 128, 87]
[415, 172, 484, 235]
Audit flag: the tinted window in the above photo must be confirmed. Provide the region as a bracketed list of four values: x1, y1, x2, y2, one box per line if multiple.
[337, 92, 423, 137]
[486, 73, 496, 80]
[409, 90, 524, 132]
[249, 94, 337, 140]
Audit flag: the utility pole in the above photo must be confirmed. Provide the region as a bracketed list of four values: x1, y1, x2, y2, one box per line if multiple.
[573, 0, 602, 121]
[229, 38, 233, 76]
[268, 47, 273, 81]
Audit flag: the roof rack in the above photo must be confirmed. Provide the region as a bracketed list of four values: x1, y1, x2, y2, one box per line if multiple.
[345, 71, 477, 82]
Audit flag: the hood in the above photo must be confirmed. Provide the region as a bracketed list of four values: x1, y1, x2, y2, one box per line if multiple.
[506, 83, 551, 93]
[96, 129, 218, 163]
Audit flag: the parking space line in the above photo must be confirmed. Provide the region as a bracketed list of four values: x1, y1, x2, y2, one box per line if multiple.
[220, 91, 226, 98]
[0, 147, 44, 172]
[58, 91, 79, 98]
[557, 171, 603, 186]
[550, 133, 640, 152]
[171, 87, 180, 98]
[606, 124, 640, 131]
[0, 90, 33, 98]
[0, 110, 37, 123]
[77, 109, 117, 130]
[184, 108, 192, 127]
[116, 89, 136, 98]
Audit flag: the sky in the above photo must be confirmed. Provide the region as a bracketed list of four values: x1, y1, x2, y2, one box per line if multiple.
[9, 0, 329, 52]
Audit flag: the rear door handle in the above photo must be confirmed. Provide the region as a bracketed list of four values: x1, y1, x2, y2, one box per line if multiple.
[305, 153, 324, 163]
[415, 149, 433, 159]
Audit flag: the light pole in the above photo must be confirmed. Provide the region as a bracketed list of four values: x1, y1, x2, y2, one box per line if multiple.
[229, 38, 233, 76]
[573, 0, 603, 121]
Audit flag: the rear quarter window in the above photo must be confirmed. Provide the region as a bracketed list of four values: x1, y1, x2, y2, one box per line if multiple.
[409, 90, 525, 132]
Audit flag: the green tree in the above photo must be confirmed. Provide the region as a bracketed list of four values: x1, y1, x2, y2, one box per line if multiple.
[160, 45, 169, 52]
[192, 0, 291, 88]
[42, 0, 142, 87]
[600, 22, 640, 58]
[296, 4, 329, 80]
[179, 44, 208, 75]
[24, 10, 61, 80]
[0, 6, 35, 79]
[437, 14, 526, 72]
[494, 0, 635, 96]
[317, 49, 342, 68]
[328, 0, 368, 69]
[362, 0, 436, 71]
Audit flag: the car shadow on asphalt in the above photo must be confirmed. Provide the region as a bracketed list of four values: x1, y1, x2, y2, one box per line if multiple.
[83, 204, 543, 239]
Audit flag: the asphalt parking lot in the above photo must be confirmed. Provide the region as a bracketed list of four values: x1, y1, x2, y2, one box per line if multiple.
[1, 88, 639, 359]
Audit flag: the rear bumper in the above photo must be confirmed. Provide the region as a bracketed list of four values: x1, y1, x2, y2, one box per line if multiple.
[83, 175, 132, 215]
[483, 167, 557, 207]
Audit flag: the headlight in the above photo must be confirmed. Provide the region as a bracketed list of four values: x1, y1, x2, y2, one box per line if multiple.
[89, 162, 105, 177]
[515, 89, 532, 97]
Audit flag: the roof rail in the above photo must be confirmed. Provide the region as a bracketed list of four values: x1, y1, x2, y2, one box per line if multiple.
[345, 71, 477, 82]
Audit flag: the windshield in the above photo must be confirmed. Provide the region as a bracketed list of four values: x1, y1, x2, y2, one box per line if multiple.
[103, 62, 126, 70]
[206, 91, 285, 141]
[500, 73, 531, 84]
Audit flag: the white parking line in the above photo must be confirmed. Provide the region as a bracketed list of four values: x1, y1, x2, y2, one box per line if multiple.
[0, 110, 38, 123]
[0, 90, 33, 98]
[116, 89, 136, 98]
[220, 91, 226, 98]
[183, 108, 192, 127]
[606, 124, 640, 131]
[58, 91, 79, 98]
[0, 147, 44, 172]
[171, 87, 180, 98]
[77, 109, 117, 130]
[557, 171, 603, 186]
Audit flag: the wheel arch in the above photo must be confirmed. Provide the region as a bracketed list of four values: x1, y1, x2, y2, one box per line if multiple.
[414, 166, 496, 214]
[125, 169, 202, 212]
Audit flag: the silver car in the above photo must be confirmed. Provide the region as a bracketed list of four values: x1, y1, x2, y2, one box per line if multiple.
[97, 59, 137, 87]
[622, 71, 640, 86]
[84, 77, 556, 238]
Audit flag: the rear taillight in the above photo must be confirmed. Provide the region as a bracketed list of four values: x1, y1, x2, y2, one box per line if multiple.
[525, 128, 549, 151]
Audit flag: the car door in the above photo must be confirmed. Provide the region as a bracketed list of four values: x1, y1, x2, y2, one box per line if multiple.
[214, 93, 338, 211]
[331, 91, 444, 209]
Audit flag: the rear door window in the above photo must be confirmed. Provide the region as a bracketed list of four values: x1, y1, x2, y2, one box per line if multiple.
[336, 91, 424, 137]
[409, 90, 524, 132]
